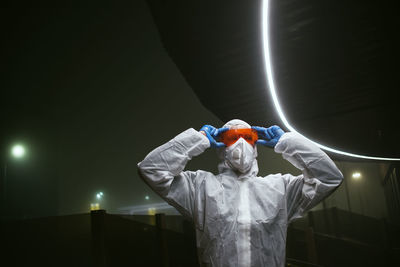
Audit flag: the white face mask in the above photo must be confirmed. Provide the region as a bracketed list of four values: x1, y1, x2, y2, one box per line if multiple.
[225, 138, 256, 173]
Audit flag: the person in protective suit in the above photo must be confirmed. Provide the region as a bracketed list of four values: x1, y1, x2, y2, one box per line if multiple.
[137, 119, 343, 267]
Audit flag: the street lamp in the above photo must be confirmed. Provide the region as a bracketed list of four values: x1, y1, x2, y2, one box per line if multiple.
[96, 192, 103, 200]
[2, 144, 27, 216]
[95, 191, 104, 202]
[352, 172, 364, 215]
[11, 144, 26, 159]
[91, 192, 105, 211]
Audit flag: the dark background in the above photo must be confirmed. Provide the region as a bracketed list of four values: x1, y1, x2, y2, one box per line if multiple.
[0, 2, 238, 218]
[0, 1, 397, 220]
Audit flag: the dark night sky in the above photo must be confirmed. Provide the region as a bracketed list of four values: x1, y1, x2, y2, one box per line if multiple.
[0, 3, 243, 217]
[1, 2, 222, 217]
[0, 3, 390, 219]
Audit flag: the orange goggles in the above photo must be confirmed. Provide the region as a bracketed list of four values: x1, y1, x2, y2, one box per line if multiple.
[219, 128, 258, 147]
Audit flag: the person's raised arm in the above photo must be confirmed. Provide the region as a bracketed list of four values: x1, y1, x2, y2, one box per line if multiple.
[253, 125, 343, 222]
[274, 132, 343, 221]
[137, 125, 226, 217]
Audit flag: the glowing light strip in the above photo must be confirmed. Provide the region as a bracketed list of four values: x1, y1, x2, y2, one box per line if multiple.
[262, 0, 400, 161]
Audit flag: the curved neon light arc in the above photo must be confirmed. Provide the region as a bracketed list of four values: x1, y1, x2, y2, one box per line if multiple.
[262, 0, 400, 161]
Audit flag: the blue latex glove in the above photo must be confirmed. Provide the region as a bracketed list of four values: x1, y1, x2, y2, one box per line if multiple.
[199, 125, 229, 148]
[252, 125, 285, 148]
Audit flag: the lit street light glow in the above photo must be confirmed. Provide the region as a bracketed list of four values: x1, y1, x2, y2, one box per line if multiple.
[145, 195, 150, 200]
[11, 144, 25, 158]
[96, 192, 104, 200]
[3, 144, 28, 205]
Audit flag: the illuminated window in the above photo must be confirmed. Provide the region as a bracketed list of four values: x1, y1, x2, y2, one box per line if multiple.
[90, 203, 100, 211]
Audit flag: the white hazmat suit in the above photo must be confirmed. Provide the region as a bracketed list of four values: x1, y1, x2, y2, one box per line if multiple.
[137, 119, 343, 267]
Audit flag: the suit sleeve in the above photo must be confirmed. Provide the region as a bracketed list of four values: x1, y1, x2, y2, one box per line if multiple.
[274, 132, 344, 222]
[137, 128, 210, 218]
